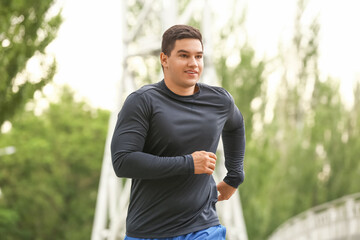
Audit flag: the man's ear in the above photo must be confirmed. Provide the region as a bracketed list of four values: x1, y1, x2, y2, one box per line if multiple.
[160, 52, 168, 68]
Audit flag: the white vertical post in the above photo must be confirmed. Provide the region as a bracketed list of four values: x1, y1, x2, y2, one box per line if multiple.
[202, 1, 248, 239]
[161, 0, 178, 32]
[91, 0, 127, 239]
[201, 0, 217, 86]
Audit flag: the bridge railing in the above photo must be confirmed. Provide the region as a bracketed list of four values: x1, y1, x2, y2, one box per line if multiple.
[268, 192, 360, 240]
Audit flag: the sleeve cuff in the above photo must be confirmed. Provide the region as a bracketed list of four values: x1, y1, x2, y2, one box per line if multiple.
[184, 154, 194, 174]
[223, 171, 245, 188]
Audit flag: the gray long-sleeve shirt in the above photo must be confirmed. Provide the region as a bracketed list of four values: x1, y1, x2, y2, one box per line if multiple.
[111, 80, 245, 238]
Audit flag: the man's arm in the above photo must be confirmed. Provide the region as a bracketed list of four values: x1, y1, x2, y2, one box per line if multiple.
[218, 98, 245, 201]
[111, 92, 217, 179]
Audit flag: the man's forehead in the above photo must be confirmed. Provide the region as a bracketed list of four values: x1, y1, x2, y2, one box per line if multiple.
[172, 38, 203, 52]
[176, 49, 203, 54]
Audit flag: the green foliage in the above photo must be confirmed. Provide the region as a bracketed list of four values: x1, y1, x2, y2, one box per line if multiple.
[0, 0, 62, 126]
[216, 0, 360, 239]
[0, 87, 110, 239]
[218, 45, 265, 141]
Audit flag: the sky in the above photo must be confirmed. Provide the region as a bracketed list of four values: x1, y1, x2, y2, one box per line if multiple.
[45, 0, 123, 111]
[45, 0, 360, 111]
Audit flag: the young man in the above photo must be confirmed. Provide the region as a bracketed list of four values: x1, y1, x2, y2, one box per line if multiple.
[111, 25, 245, 239]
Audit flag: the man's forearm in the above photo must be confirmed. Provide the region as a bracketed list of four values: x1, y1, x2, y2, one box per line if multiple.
[112, 151, 194, 179]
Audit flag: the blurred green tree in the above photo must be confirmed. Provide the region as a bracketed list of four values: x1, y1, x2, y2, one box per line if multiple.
[215, 0, 360, 239]
[0, 87, 109, 239]
[0, 0, 62, 126]
[265, 0, 324, 227]
[255, 0, 360, 239]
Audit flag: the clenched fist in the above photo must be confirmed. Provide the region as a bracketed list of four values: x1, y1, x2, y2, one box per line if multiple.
[191, 151, 217, 175]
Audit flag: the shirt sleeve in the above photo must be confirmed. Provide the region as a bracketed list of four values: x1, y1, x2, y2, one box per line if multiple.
[221, 96, 246, 188]
[110, 92, 194, 179]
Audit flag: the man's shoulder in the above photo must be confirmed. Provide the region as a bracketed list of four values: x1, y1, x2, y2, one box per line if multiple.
[134, 81, 160, 95]
[198, 82, 233, 101]
[123, 82, 161, 107]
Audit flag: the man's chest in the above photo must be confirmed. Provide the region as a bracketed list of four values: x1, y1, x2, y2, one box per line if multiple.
[145, 100, 228, 153]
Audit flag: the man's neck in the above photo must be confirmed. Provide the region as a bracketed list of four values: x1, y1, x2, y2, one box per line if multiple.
[163, 79, 198, 96]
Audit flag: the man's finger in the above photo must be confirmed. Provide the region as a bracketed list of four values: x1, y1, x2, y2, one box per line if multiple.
[209, 162, 216, 170]
[218, 194, 224, 201]
[207, 168, 214, 175]
[208, 152, 217, 160]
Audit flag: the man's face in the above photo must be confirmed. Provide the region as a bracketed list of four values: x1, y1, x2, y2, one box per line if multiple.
[161, 38, 203, 93]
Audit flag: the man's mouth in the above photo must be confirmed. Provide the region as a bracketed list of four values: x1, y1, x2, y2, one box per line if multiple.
[185, 70, 198, 74]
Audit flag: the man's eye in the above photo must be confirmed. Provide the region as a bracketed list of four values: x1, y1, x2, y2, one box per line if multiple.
[196, 55, 203, 59]
[180, 54, 188, 58]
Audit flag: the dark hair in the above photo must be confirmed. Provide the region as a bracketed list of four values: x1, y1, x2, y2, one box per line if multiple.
[161, 25, 203, 56]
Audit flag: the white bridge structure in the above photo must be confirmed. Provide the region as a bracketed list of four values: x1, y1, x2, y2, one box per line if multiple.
[91, 0, 248, 239]
[268, 192, 360, 240]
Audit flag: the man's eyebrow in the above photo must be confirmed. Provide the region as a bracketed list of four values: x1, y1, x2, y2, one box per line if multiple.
[177, 49, 203, 54]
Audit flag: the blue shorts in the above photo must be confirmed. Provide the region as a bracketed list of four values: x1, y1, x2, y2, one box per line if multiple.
[124, 225, 226, 240]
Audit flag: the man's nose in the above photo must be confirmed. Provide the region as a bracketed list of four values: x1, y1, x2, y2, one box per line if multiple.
[188, 56, 198, 67]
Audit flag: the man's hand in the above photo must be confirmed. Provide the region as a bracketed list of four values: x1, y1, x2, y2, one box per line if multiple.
[217, 181, 237, 201]
[191, 151, 217, 175]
